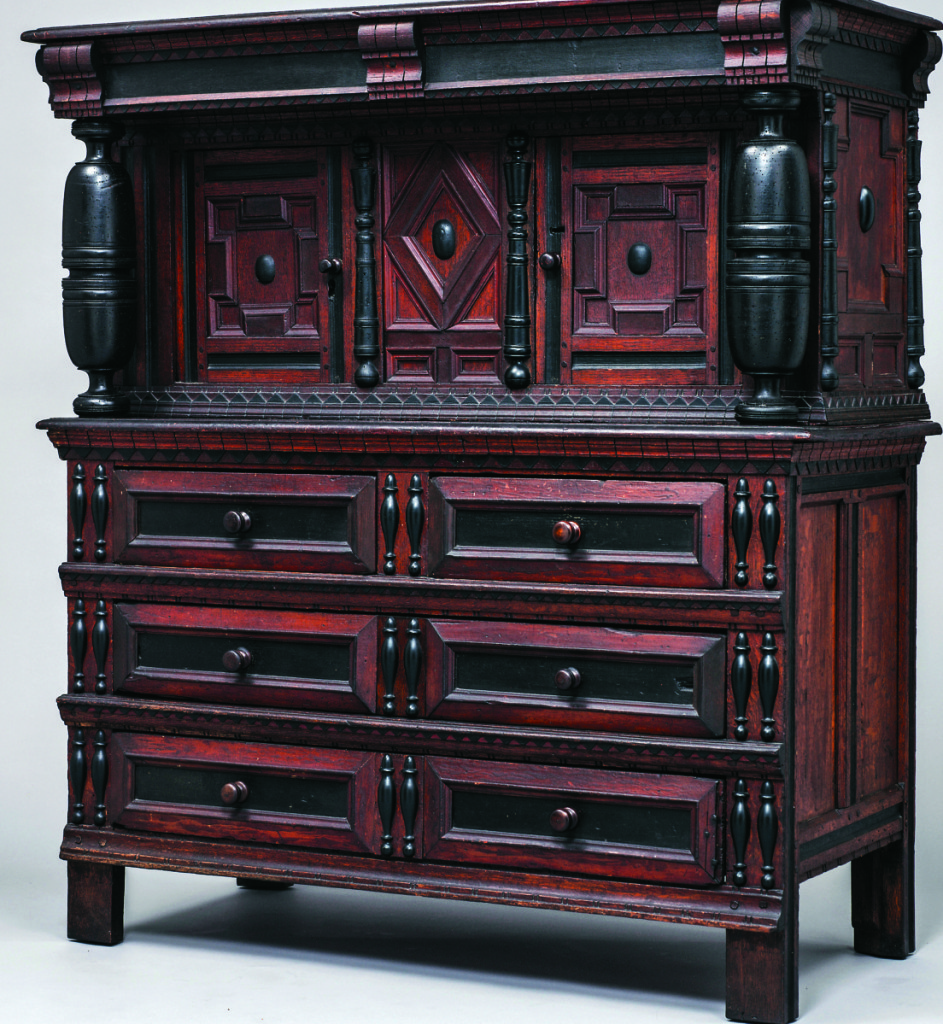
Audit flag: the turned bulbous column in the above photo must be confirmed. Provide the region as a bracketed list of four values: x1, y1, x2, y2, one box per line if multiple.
[62, 119, 136, 416]
[727, 90, 811, 424]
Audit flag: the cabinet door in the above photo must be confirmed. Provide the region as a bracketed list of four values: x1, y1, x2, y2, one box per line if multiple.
[561, 134, 720, 387]
[195, 149, 331, 384]
[381, 141, 505, 384]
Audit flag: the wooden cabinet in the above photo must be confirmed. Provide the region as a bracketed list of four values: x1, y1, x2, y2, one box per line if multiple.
[23, 1, 942, 1021]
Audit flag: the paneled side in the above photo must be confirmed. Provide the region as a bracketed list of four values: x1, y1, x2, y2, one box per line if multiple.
[561, 133, 719, 387]
[833, 100, 906, 390]
[381, 141, 504, 384]
[794, 499, 840, 821]
[856, 493, 903, 799]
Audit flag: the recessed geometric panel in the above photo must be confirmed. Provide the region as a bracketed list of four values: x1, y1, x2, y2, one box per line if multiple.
[385, 142, 501, 331]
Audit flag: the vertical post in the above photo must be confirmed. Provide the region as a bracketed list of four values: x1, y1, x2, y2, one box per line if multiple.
[503, 133, 532, 389]
[906, 109, 926, 389]
[62, 120, 136, 416]
[351, 139, 380, 387]
[726, 90, 811, 423]
[820, 93, 839, 390]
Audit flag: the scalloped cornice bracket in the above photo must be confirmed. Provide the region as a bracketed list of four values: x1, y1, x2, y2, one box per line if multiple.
[791, 2, 839, 82]
[358, 21, 423, 100]
[37, 42, 104, 118]
[910, 29, 943, 104]
[718, 1, 790, 85]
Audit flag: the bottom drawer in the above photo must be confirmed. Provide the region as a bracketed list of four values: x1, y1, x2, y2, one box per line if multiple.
[423, 757, 721, 886]
[107, 734, 382, 854]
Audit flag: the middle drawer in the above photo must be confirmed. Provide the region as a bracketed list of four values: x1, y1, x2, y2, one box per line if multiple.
[113, 604, 378, 713]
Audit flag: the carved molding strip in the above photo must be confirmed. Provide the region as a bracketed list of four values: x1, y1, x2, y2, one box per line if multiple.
[57, 695, 786, 775]
[358, 21, 423, 100]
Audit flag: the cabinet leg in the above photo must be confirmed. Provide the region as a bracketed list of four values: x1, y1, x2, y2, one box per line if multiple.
[726, 923, 798, 1024]
[67, 861, 125, 946]
[851, 838, 914, 959]
[236, 877, 294, 891]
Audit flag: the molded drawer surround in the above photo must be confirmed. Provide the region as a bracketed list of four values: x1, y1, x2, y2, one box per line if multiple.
[113, 468, 376, 573]
[425, 619, 725, 737]
[427, 476, 725, 587]
[112, 604, 379, 713]
[422, 757, 722, 885]
[108, 734, 382, 854]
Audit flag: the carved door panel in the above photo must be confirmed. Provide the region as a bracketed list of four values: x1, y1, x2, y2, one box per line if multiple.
[194, 149, 332, 385]
[561, 135, 720, 387]
[381, 141, 505, 384]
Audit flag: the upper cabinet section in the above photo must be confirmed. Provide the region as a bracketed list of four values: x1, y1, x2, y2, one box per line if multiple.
[22, 0, 943, 426]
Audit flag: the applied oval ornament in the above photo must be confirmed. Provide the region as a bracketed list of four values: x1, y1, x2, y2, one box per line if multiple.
[431, 219, 456, 260]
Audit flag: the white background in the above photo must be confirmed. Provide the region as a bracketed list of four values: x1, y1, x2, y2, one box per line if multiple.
[2, 2, 942, 1021]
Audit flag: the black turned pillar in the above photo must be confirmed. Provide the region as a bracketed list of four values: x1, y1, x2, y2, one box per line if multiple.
[62, 120, 136, 416]
[351, 139, 380, 388]
[727, 91, 811, 423]
[503, 133, 532, 389]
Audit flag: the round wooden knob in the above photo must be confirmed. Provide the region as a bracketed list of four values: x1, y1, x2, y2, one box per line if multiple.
[318, 257, 342, 275]
[555, 667, 581, 691]
[223, 510, 252, 535]
[550, 807, 579, 832]
[539, 252, 561, 272]
[552, 520, 581, 545]
[222, 647, 253, 672]
[220, 781, 248, 806]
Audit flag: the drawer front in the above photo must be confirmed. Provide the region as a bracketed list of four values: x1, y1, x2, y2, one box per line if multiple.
[108, 734, 381, 853]
[423, 757, 721, 885]
[113, 468, 375, 572]
[425, 620, 724, 737]
[113, 604, 378, 713]
[427, 477, 725, 587]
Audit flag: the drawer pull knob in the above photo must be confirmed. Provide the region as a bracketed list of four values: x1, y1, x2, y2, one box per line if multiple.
[554, 667, 581, 691]
[223, 510, 252, 535]
[539, 252, 561, 272]
[552, 520, 581, 546]
[220, 781, 248, 806]
[550, 807, 579, 832]
[222, 647, 253, 673]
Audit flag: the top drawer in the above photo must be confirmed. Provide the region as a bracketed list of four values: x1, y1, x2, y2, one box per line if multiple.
[113, 468, 375, 573]
[427, 477, 724, 588]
